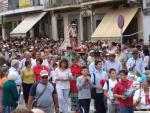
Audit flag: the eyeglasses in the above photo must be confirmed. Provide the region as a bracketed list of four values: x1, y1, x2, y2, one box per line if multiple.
[42, 76, 48, 79]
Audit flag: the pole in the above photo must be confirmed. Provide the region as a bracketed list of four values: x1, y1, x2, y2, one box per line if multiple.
[121, 29, 123, 47]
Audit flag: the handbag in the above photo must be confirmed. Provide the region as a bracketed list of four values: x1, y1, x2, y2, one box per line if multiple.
[91, 73, 96, 99]
[31, 84, 47, 108]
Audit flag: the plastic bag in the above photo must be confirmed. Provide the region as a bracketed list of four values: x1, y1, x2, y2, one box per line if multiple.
[18, 91, 24, 105]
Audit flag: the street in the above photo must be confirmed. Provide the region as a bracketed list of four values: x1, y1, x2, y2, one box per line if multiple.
[18, 98, 95, 113]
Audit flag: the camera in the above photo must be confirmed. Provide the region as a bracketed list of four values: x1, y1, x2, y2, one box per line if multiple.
[124, 88, 135, 98]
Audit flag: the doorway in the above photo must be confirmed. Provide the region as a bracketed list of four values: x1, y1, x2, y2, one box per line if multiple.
[83, 16, 91, 41]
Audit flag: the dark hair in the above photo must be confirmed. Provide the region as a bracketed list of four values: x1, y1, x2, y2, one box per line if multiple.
[12, 108, 33, 113]
[81, 66, 88, 70]
[139, 39, 143, 43]
[36, 58, 43, 64]
[53, 63, 58, 68]
[25, 60, 31, 67]
[0, 66, 8, 78]
[119, 70, 128, 75]
[0, 56, 6, 66]
[59, 58, 69, 69]
[95, 60, 102, 66]
[109, 68, 116, 74]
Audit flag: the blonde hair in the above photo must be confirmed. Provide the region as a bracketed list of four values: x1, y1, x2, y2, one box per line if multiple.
[11, 59, 19, 67]
[31, 109, 45, 113]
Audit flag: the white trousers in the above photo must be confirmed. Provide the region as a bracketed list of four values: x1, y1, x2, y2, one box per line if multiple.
[57, 88, 70, 113]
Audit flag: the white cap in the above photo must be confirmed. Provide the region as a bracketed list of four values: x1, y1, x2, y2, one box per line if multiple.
[40, 70, 48, 77]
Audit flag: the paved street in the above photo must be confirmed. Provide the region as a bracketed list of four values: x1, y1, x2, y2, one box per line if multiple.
[18, 98, 95, 113]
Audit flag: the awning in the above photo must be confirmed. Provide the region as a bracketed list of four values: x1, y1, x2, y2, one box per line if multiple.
[81, 0, 121, 6]
[91, 7, 138, 38]
[10, 12, 46, 37]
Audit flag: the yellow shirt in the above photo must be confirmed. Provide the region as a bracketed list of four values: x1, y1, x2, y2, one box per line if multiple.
[20, 67, 35, 84]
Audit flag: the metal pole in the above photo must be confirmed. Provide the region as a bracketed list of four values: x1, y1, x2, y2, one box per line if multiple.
[121, 29, 123, 47]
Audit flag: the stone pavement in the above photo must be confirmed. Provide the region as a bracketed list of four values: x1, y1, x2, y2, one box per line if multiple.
[18, 99, 95, 113]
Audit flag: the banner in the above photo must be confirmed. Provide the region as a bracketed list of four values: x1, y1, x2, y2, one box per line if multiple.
[19, 0, 31, 8]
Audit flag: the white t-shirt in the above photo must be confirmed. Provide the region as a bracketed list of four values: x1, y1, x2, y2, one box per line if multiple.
[103, 79, 118, 104]
[133, 88, 150, 109]
[54, 68, 72, 89]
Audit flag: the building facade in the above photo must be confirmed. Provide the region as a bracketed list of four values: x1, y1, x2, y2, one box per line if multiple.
[0, 0, 50, 40]
[0, 0, 149, 45]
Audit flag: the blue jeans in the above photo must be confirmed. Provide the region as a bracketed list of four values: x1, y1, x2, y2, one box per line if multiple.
[120, 106, 134, 113]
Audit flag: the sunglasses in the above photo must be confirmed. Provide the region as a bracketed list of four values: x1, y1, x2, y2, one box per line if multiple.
[42, 76, 48, 79]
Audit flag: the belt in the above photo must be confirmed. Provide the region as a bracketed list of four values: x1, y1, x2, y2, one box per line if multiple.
[135, 109, 150, 111]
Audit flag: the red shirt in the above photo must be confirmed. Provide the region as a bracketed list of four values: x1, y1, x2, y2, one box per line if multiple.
[114, 80, 133, 107]
[33, 65, 49, 81]
[70, 64, 82, 93]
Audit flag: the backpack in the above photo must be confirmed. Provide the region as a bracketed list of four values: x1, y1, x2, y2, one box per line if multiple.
[106, 78, 119, 91]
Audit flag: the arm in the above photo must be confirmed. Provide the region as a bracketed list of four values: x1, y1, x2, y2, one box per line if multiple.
[53, 93, 59, 113]
[113, 83, 125, 99]
[76, 77, 86, 90]
[28, 96, 34, 110]
[27, 83, 37, 109]
[52, 84, 59, 113]
[103, 82, 111, 100]
[11, 84, 19, 101]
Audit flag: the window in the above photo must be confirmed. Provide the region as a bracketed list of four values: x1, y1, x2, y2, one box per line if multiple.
[143, 0, 150, 9]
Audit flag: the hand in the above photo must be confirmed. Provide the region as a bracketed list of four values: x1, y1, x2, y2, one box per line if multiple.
[136, 97, 141, 104]
[121, 95, 127, 100]
[85, 76, 90, 81]
[55, 107, 59, 113]
[55, 78, 61, 81]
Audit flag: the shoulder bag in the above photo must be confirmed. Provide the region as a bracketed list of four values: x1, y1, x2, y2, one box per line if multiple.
[31, 84, 47, 108]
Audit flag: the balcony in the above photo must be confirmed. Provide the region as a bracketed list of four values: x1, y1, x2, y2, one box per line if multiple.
[50, 0, 80, 8]
[0, 0, 48, 16]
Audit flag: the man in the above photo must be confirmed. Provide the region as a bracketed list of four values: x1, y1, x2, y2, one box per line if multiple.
[114, 70, 134, 113]
[63, 46, 76, 65]
[32, 51, 42, 67]
[28, 70, 59, 113]
[9, 59, 22, 87]
[126, 48, 145, 74]
[21, 51, 34, 68]
[103, 68, 119, 113]
[89, 51, 101, 76]
[104, 51, 122, 74]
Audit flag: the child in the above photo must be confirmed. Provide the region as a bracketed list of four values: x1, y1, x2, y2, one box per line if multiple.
[76, 66, 91, 113]
[103, 68, 119, 113]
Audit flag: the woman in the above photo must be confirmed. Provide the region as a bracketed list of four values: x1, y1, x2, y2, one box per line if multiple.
[20, 60, 35, 104]
[0, 66, 8, 113]
[70, 57, 82, 113]
[33, 58, 49, 81]
[91, 61, 108, 113]
[134, 81, 150, 111]
[54, 58, 72, 113]
[2, 72, 19, 113]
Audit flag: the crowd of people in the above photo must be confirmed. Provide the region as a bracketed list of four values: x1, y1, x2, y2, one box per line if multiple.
[0, 37, 150, 113]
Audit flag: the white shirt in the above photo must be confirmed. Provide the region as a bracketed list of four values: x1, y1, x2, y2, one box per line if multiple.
[54, 68, 72, 89]
[91, 69, 108, 93]
[134, 88, 150, 109]
[127, 57, 145, 74]
[42, 59, 50, 69]
[104, 59, 122, 74]
[103, 79, 118, 104]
